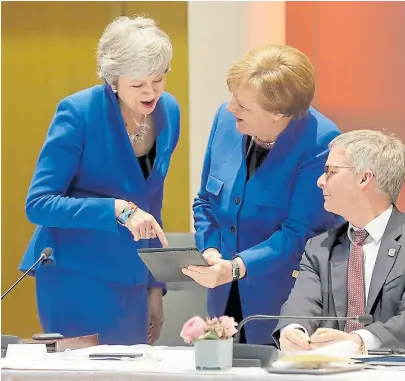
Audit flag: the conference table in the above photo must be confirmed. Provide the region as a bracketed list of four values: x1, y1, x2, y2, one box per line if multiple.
[1, 344, 405, 381]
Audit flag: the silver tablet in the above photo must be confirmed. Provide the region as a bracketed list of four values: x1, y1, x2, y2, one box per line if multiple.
[138, 247, 208, 282]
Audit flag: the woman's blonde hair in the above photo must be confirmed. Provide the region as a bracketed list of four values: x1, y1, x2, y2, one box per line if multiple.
[227, 44, 315, 119]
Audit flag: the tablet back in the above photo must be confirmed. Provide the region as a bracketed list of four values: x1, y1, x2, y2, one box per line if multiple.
[138, 247, 208, 282]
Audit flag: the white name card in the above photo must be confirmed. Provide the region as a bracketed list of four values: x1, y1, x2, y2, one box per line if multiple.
[6, 343, 48, 361]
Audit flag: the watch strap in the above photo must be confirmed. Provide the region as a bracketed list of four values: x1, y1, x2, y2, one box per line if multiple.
[116, 201, 138, 226]
[230, 258, 241, 281]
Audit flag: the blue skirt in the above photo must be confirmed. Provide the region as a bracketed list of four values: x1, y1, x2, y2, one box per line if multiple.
[35, 260, 149, 345]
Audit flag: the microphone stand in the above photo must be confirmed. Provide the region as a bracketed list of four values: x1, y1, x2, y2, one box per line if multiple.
[1, 248, 52, 357]
[1, 252, 48, 300]
[234, 314, 373, 343]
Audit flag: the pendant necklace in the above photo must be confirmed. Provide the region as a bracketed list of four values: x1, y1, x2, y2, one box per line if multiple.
[126, 115, 150, 144]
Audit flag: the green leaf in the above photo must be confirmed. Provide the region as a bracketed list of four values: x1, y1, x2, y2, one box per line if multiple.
[202, 332, 219, 340]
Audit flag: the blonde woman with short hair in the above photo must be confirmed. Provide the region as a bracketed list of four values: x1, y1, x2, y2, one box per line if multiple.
[183, 44, 342, 345]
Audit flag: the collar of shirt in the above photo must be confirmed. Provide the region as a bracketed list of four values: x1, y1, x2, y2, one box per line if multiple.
[347, 205, 393, 245]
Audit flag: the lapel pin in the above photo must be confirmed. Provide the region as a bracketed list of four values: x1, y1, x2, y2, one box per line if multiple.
[292, 270, 299, 279]
[388, 248, 396, 257]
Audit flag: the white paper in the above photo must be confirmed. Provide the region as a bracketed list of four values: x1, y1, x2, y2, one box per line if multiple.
[5, 343, 48, 361]
[273, 341, 359, 369]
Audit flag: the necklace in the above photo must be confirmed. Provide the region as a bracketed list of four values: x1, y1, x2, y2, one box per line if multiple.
[252, 135, 276, 148]
[125, 115, 150, 144]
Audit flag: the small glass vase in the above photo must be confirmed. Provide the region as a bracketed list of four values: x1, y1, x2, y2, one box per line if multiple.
[194, 338, 233, 370]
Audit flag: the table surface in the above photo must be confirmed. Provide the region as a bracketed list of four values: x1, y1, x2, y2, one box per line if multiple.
[2, 344, 405, 381]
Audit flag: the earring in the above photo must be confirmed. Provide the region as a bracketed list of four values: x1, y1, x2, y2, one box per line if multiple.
[111, 85, 117, 93]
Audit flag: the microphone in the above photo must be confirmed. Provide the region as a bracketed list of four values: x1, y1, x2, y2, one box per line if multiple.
[234, 314, 373, 343]
[1, 248, 53, 300]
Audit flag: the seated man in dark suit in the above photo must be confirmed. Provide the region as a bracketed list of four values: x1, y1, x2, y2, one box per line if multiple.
[273, 129, 405, 353]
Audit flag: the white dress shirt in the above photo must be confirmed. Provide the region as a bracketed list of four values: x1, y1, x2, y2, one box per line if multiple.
[282, 205, 393, 350]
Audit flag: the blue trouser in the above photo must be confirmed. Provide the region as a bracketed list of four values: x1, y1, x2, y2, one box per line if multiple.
[35, 260, 149, 345]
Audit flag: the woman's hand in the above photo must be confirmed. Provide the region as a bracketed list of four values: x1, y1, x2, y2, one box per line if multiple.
[126, 208, 168, 247]
[202, 248, 222, 261]
[115, 200, 168, 247]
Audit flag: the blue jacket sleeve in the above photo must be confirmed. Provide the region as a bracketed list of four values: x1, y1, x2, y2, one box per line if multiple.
[25, 98, 118, 233]
[192, 106, 223, 253]
[148, 269, 166, 290]
[239, 142, 342, 280]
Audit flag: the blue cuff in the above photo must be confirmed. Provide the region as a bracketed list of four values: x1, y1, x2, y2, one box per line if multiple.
[148, 272, 167, 296]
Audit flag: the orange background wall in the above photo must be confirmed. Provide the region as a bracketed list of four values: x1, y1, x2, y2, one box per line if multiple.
[286, 1, 405, 209]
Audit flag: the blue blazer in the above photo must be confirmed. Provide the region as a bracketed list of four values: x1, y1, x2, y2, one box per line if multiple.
[20, 84, 180, 288]
[193, 104, 342, 344]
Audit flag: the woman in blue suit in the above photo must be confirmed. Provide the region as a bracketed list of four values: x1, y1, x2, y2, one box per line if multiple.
[183, 44, 342, 344]
[19, 16, 180, 345]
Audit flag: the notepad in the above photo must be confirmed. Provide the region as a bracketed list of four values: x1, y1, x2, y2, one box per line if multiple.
[271, 341, 360, 372]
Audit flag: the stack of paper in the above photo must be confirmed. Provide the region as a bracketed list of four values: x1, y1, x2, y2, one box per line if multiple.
[272, 341, 360, 369]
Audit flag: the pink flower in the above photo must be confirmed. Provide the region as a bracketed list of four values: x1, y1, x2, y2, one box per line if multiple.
[180, 315, 238, 343]
[180, 316, 207, 344]
[219, 316, 238, 337]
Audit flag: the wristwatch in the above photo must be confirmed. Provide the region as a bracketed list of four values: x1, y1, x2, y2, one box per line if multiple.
[230, 258, 241, 281]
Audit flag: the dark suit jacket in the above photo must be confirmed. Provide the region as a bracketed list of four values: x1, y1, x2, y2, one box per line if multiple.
[273, 206, 405, 349]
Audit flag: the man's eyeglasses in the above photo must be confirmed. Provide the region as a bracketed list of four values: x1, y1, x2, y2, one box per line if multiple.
[324, 165, 354, 181]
